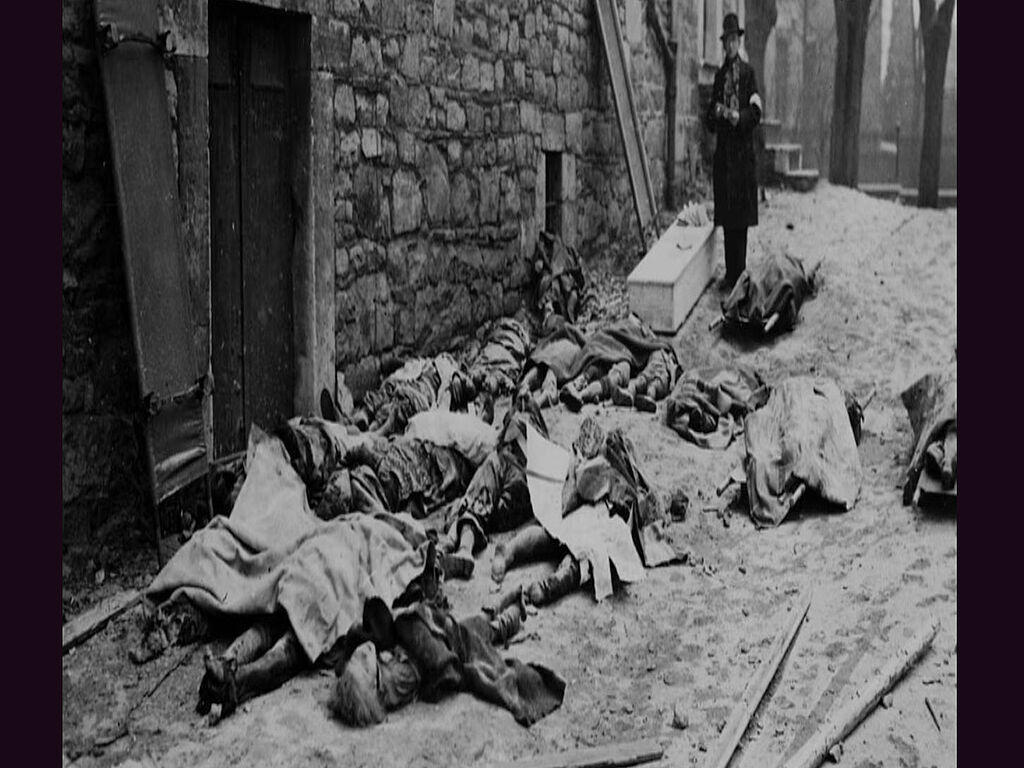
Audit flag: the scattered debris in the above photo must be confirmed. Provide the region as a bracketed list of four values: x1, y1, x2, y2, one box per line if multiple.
[62, 589, 143, 655]
[704, 592, 811, 768]
[668, 489, 689, 521]
[780, 616, 940, 768]
[925, 697, 942, 732]
[671, 703, 689, 730]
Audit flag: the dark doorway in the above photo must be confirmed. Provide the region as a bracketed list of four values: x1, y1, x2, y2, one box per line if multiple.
[209, 1, 310, 456]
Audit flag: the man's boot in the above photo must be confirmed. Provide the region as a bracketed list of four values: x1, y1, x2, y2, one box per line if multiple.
[526, 554, 582, 607]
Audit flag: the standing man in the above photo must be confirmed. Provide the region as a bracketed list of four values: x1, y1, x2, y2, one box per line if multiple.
[706, 12, 763, 288]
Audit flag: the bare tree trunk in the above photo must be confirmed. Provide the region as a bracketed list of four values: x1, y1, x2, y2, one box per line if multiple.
[745, 0, 778, 106]
[798, 0, 811, 135]
[829, 0, 873, 186]
[917, 0, 955, 208]
[745, 1, 777, 192]
[911, 7, 923, 137]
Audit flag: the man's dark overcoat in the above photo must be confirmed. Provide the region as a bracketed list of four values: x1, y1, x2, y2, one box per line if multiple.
[706, 56, 762, 228]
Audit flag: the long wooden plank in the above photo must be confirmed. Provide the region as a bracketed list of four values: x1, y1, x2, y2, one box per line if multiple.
[593, 0, 658, 244]
[779, 616, 940, 768]
[492, 738, 663, 768]
[62, 590, 143, 654]
[705, 593, 812, 768]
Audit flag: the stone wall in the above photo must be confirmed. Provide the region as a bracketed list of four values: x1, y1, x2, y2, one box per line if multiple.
[330, 0, 692, 395]
[62, 0, 706, 539]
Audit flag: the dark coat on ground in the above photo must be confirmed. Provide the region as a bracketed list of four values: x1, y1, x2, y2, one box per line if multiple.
[706, 55, 762, 228]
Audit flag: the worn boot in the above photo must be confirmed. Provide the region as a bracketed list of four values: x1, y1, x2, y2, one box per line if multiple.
[489, 592, 528, 646]
[442, 526, 476, 580]
[526, 554, 582, 607]
[611, 385, 636, 408]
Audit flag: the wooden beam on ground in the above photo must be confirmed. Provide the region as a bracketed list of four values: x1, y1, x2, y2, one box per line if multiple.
[778, 616, 940, 768]
[63, 589, 143, 654]
[704, 592, 812, 768]
[492, 738, 663, 768]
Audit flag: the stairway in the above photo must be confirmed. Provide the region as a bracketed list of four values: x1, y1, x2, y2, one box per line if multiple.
[762, 119, 820, 192]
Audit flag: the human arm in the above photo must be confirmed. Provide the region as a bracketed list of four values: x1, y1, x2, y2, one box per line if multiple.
[705, 69, 725, 134]
[734, 65, 763, 131]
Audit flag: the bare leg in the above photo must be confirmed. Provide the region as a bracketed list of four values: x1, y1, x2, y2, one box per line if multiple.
[491, 525, 560, 583]
[225, 621, 283, 665]
[199, 618, 286, 717]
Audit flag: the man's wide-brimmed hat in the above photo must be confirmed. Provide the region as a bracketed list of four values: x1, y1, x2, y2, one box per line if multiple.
[720, 12, 744, 40]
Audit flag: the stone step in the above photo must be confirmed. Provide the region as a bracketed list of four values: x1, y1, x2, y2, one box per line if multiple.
[765, 142, 803, 174]
[857, 182, 902, 201]
[780, 168, 820, 193]
[761, 118, 783, 144]
[627, 221, 718, 334]
[859, 184, 958, 208]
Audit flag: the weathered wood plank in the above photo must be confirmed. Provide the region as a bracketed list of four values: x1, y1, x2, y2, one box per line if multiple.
[705, 593, 811, 768]
[492, 738, 663, 768]
[779, 616, 940, 768]
[62, 590, 143, 654]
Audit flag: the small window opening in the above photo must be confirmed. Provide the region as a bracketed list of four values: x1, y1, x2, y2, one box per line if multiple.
[544, 150, 562, 236]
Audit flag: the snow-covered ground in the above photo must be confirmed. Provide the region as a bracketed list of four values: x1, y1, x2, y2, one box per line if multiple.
[63, 183, 957, 768]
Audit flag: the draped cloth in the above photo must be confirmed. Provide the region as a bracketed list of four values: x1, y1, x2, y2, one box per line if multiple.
[743, 377, 862, 527]
[721, 253, 816, 334]
[901, 367, 957, 505]
[664, 365, 769, 449]
[146, 431, 428, 662]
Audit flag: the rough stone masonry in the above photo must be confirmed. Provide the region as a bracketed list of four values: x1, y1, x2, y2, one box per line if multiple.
[62, 0, 709, 540]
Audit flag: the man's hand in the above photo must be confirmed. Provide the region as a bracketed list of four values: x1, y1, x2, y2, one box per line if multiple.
[728, 109, 740, 126]
[714, 103, 726, 119]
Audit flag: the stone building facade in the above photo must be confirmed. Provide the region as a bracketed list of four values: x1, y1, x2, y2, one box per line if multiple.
[62, 0, 713, 539]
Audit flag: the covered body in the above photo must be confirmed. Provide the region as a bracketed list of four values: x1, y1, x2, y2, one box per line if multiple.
[743, 377, 862, 527]
[721, 253, 815, 334]
[901, 367, 957, 505]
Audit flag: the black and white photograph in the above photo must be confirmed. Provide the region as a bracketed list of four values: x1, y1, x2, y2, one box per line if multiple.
[62, 0, 957, 765]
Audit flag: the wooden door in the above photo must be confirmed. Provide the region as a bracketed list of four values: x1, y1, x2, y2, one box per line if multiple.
[210, 2, 297, 456]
